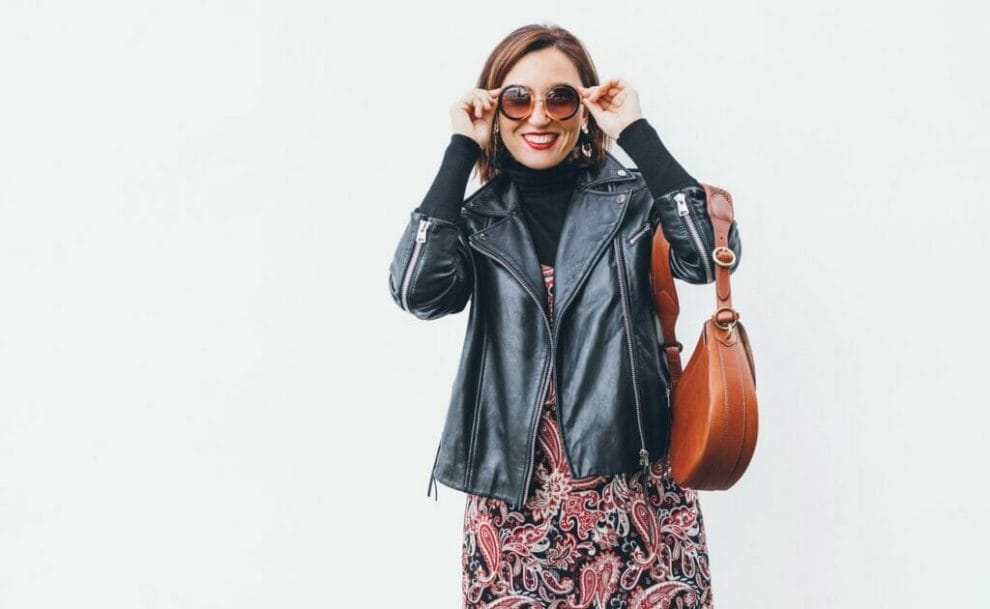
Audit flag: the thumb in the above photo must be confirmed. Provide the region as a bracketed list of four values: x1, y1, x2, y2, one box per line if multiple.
[581, 96, 602, 118]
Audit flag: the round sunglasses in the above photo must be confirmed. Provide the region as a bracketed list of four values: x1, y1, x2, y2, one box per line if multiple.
[497, 83, 581, 121]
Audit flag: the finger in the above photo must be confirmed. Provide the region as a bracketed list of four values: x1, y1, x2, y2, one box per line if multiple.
[589, 80, 607, 100]
[487, 86, 504, 98]
[461, 91, 477, 109]
[612, 77, 630, 98]
[581, 96, 601, 116]
[595, 79, 618, 102]
[601, 78, 622, 99]
[463, 95, 479, 119]
[475, 90, 492, 112]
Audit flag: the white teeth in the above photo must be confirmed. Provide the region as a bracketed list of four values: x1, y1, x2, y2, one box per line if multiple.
[524, 134, 557, 144]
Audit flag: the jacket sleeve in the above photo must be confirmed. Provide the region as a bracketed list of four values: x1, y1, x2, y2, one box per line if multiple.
[387, 210, 475, 320]
[650, 184, 742, 285]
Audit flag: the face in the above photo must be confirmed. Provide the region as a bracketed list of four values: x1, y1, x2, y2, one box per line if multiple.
[496, 47, 586, 170]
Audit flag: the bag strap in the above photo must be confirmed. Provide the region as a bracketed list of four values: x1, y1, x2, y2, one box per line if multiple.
[650, 183, 740, 385]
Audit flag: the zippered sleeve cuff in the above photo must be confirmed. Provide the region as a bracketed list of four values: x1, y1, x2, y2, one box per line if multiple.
[414, 134, 482, 223]
[387, 211, 474, 320]
[651, 185, 742, 284]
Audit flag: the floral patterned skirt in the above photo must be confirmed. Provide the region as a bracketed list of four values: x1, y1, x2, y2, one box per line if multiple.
[462, 264, 714, 609]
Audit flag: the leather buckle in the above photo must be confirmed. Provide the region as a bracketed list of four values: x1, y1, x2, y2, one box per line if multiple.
[712, 246, 736, 268]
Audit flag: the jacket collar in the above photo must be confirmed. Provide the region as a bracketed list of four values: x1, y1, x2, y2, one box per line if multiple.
[462, 150, 637, 216]
[465, 150, 637, 322]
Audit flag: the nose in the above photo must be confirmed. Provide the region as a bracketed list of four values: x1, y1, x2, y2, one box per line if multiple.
[527, 99, 552, 127]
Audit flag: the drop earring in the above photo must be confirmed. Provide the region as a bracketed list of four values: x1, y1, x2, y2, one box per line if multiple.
[492, 120, 503, 165]
[580, 122, 592, 158]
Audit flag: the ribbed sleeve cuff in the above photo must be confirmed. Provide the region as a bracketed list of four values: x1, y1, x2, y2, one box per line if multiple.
[616, 118, 698, 197]
[414, 134, 482, 223]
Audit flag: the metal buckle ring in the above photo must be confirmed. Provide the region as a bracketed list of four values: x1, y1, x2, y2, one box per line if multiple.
[712, 306, 738, 336]
[712, 246, 736, 268]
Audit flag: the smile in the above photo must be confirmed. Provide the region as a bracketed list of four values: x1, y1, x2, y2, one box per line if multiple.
[523, 133, 559, 149]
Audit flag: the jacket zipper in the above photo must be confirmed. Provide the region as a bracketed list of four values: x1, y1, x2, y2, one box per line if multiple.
[469, 239, 559, 510]
[628, 222, 652, 245]
[673, 192, 713, 283]
[472, 190, 629, 508]
[400, 218, 431, 311]
[612, 237, 651, 484]
[543, 199, 629, 503]
[521, 356, 553, 508]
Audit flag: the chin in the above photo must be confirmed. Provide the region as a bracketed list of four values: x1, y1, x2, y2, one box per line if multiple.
[526, 157, 559, 169]
[514, 148, 565, 169]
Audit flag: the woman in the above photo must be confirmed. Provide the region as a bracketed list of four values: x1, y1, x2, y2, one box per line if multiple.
[388, 23, 741, 608]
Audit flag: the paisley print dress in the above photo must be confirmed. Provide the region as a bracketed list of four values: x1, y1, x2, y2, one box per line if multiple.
[462, 263, 714, 609]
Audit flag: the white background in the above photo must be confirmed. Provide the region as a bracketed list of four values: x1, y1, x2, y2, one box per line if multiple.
[1, 1, 987, 607]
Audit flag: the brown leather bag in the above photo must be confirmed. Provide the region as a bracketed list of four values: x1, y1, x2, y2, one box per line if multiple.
[650, 183, 758, 490]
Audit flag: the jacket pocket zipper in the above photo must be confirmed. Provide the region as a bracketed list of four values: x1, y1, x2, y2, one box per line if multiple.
[400, 218, 431, 311]
[612, 238, 650, 480]
[673, 192, 714, 283]
[628, 221, 652, 245]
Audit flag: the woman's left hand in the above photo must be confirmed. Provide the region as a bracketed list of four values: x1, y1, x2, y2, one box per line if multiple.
[578, 78, 643, 139]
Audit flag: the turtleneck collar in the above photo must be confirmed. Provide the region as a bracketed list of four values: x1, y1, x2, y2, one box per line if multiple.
[502, 154, 580, 197]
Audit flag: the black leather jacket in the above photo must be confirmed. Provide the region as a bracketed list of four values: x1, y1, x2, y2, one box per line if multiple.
[387, 151, 741, 509]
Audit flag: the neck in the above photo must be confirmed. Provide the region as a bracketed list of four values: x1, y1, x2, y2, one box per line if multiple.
[503, 154, 580, 196]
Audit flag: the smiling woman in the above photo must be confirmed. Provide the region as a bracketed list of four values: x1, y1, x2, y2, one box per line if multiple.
[388, 21, 742, 609]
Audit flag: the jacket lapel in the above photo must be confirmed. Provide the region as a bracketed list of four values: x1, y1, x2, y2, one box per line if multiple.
[551, 184, 629, 323]
[468, 179, 548, 315]
[466, 152, 637, 322]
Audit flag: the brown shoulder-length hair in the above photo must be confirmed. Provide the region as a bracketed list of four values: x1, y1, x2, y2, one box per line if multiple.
[474, 24, 612, 185]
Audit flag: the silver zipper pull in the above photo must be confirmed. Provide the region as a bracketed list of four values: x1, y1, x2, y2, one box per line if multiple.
[416, 219, 431, 242]
[674, 192, 689, 216]
[639, 448, 650, 471]
[639, 447, 653, 502]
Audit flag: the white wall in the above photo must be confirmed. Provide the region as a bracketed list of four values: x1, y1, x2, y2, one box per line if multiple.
[0, 1, 986, 607]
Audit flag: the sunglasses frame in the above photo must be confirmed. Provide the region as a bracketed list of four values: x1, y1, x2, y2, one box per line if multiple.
[496, 83, 582, 122]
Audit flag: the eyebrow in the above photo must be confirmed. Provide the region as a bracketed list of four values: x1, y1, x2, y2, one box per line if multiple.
[508, 82, 577, 90]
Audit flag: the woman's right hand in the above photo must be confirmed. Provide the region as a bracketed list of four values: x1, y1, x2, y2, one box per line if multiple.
[451, 86, 504, 149]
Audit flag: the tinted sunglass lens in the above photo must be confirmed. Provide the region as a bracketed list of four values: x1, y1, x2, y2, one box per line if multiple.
[547, 86, 579, 119]
[500, 86, 532, 119]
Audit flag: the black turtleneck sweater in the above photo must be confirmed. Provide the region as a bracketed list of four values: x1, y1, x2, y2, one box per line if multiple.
[502, 153, 580, 266]
[415, 118, 698, 267]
